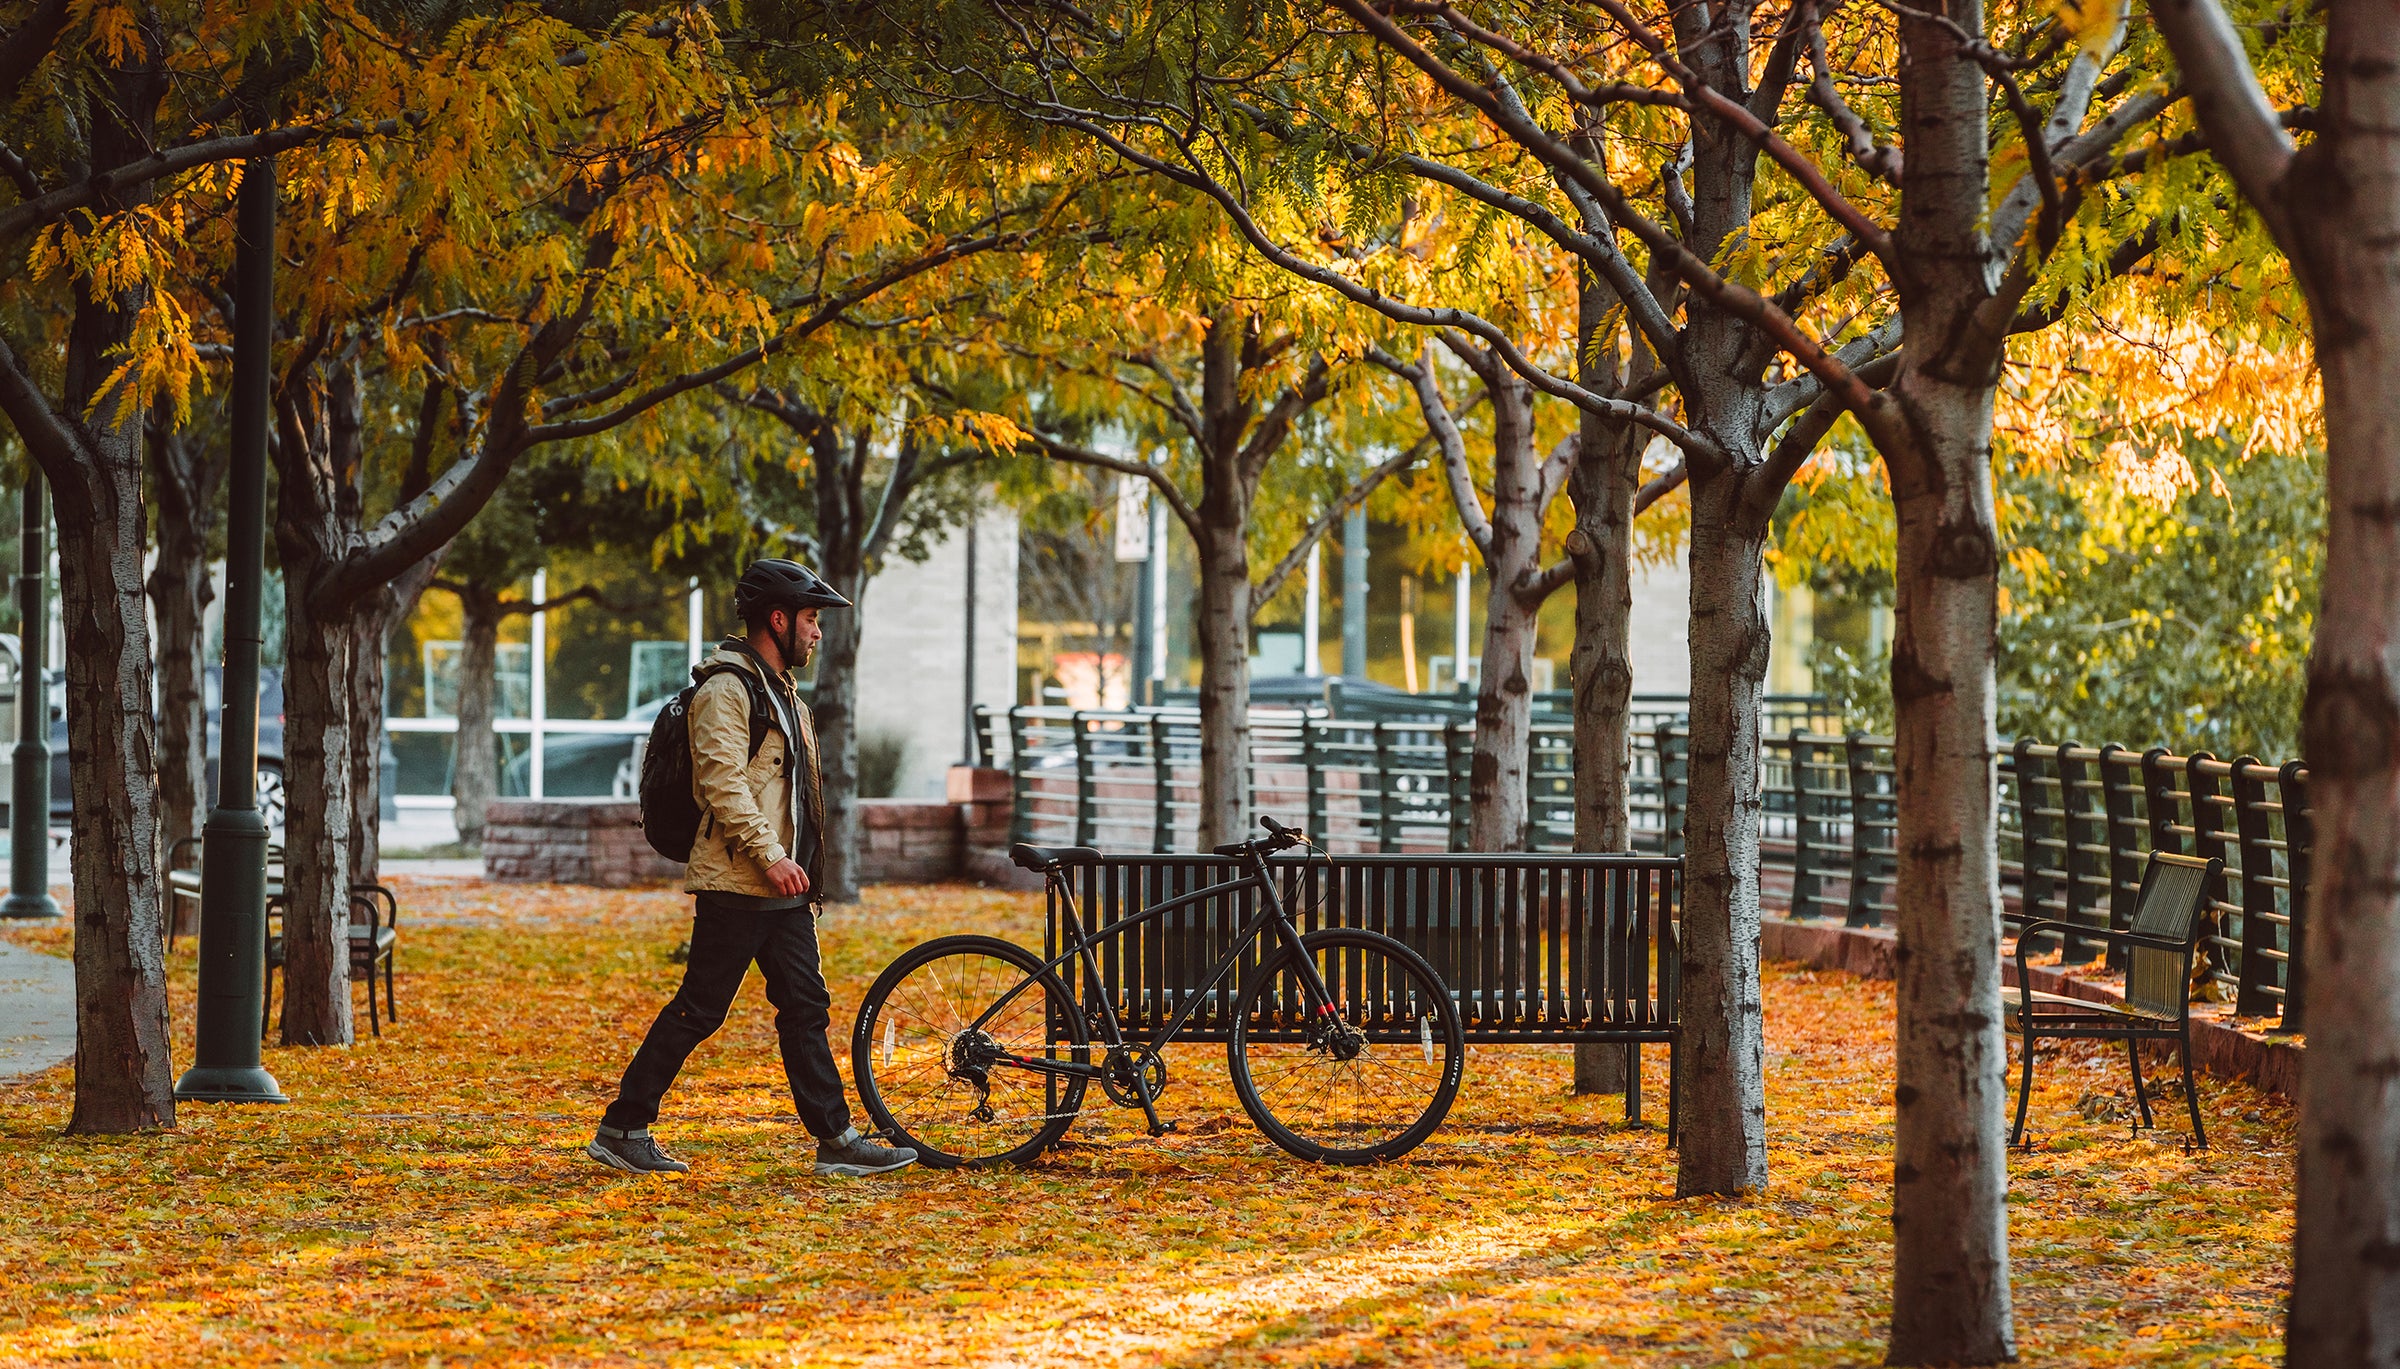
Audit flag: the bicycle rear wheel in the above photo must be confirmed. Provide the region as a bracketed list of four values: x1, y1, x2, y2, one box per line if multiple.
[1229, 928, 1464, 1163]
[852, 935, 1088, 1168]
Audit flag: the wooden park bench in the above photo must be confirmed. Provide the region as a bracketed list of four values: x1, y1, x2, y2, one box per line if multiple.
[1044, 850, 1683, 1134]
[2005, 849, 2221, 1148]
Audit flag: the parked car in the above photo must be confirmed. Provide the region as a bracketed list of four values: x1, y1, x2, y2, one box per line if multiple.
[0, 636, 285, 828]
[500, 697, 663, 800]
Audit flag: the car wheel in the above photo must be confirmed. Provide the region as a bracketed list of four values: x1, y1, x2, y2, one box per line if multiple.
[256, 762, 286, 832]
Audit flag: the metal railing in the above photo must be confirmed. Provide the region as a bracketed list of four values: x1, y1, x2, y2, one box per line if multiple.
[979, 704, 2313, 1031]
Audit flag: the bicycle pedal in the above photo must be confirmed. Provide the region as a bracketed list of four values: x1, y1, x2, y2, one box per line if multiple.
[1149, 1120, 1178, 1137]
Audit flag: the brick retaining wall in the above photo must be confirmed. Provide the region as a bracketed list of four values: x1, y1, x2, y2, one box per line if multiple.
[1760, 916, 2305, 1100]
[484, 768, 1026, 889]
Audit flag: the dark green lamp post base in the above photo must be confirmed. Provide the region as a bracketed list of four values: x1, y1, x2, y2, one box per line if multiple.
[173, 1064, 287, 1103]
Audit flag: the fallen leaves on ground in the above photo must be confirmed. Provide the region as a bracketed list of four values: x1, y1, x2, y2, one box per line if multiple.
[0, 880, 2293, 1366]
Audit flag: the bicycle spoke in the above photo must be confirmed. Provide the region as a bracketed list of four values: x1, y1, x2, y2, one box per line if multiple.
[1233, 937, 1460, 1160]
[858, 940, 1092, 1168]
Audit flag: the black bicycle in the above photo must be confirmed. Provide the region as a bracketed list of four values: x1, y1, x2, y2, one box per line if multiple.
[851, 816, 1465, 1167]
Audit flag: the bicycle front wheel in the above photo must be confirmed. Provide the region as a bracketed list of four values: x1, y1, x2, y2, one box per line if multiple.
[852, 935, 1089, 1169]
[1229, 928, 1464, 1164]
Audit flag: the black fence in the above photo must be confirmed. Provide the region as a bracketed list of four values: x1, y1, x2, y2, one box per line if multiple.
[978, 702, 2312, 1032]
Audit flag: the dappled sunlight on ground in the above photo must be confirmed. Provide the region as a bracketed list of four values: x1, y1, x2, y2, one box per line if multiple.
[0, 880, 2292, 1366]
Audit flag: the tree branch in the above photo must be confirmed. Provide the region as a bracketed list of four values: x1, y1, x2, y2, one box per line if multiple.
[1023, 429, 1201, 534]
[0, 122, 390, 245]
[1370, 344, 1493, 559]
[2149, 0, 2300, 245]
[1248, 437, 1428, 617]
[1518, 459, 1688, 604]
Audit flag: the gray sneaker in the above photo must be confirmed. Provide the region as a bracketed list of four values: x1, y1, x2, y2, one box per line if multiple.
[588, 1125, 690, 1174]
[815, 1127, 918, 1177]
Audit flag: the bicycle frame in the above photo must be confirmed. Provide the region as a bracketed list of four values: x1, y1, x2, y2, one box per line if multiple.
[964, 847, 1341, 1086]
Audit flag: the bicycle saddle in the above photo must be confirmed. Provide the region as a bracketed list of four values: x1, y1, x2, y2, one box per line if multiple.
[1009, 843, 1103, 871]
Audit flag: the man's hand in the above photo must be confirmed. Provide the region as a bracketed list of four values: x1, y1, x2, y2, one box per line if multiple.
[766, 858, 811, 898]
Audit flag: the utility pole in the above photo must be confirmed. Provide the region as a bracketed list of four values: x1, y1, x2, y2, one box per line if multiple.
[1, 473, 60, 919]
[176, 155, 287, 1104]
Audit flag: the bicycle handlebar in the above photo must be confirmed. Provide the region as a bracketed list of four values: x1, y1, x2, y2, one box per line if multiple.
[1212, 814, 1310, 858]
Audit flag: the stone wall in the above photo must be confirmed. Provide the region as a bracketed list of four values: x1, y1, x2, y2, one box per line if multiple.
[483, 800, 681, 888]
[483, 771, 1022, 888]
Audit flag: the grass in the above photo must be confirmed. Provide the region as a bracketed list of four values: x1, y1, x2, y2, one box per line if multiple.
[0, 880, 2294, 1366]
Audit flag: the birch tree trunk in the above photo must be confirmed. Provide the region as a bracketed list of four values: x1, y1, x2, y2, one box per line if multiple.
[813, 577, 866, 902]
[1568, 420, 1645, 1093]
[276, 588, 355, 1046]
[1467, 377, 1543, 853]
[450, 591, 502, 847]
[2288, 180, 2400, 1359]
[1569, 268, 1646, 1095]
[348, 591, 392, 882]
[1193, 509, 1253, 849]
[1674, 468, 1771, 1195]
[1881, 3, 2015, 1358]
[2149, 1, 2400, 1353]
[52, 58, 174, 1133]
[146, 421, 218, 893]
[273, 364, 365, 1048]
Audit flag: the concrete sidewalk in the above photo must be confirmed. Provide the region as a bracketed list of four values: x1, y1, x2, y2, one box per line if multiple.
[0, 937, 72, 1082]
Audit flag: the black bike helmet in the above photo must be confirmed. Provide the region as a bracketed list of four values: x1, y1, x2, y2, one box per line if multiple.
[733, 558, 852, 621]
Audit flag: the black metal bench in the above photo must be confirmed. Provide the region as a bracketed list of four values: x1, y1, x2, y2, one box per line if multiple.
[2005, 849, 2220, 1148]
[1045, 851, 1682, 1129]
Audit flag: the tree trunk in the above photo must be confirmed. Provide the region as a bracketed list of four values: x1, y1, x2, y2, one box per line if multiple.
[1674, 469, 1771, 1196]
[57, 456, 176, 1131]
[450, 590, 502, 847]
[1569, 268, 1645, 1095]
[146, 421, 217, 898]
[1467, 377, 1544, 853]
[276, 583, 355, 1046]
[348, 592, 391, 882]
[54, 56, 174, 1134]
[1193, 507, 1253, 849]
[1882, 2, 2016, 1359]
[2280, 16, 2400, 1356]
[813, 576, 865, 902]
[1568, 425, 1644, 1093]
[273, 363, 364, 1048]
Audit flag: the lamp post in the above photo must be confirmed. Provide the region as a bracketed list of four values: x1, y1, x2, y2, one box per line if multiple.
[1, 472, 60, 919]
[176, 155, 286, 1104]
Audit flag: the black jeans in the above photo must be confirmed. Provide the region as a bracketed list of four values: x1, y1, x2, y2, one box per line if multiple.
[602, 899, 852, 1140]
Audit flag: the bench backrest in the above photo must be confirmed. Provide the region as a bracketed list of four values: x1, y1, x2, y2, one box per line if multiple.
[1048, 853, 1681, 1043]
[2126, 850, 2221, 1020]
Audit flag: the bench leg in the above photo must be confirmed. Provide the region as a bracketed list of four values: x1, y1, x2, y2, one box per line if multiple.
[2125, 1038, 2154, 1130]
[385, 953, 397, 1024]
[2179, 1024, 2207, 1149]
[1624, 1044, 1641, 1125]
[2011, 1031, 2036, 1147]
[365, 958, 380, 1038]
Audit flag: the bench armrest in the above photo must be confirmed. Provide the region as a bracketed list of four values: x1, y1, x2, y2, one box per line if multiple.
[2012, 919, 2189, 955]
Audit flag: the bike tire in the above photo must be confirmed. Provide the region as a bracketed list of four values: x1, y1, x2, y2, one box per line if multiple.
[852, 934, 1089, 1169]
[1228, 928, 1464, 1164]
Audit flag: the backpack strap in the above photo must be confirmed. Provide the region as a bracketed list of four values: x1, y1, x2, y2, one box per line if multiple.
[692, 662, 777, 762]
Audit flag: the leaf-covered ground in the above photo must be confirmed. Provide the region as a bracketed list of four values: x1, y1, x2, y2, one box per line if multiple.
[0, 881, 2292, 1366]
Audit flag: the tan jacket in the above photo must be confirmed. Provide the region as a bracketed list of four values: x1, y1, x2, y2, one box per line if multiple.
[682, 642, 823, 899]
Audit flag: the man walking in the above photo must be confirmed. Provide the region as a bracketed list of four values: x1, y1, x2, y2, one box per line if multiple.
[589, 559, 918, 1178]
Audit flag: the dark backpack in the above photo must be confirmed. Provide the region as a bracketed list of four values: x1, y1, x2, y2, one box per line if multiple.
[638, 663, 776, 862]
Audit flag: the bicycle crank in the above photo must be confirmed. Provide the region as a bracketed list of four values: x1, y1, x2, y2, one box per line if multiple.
[1100, 1046, 1169, 1108]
